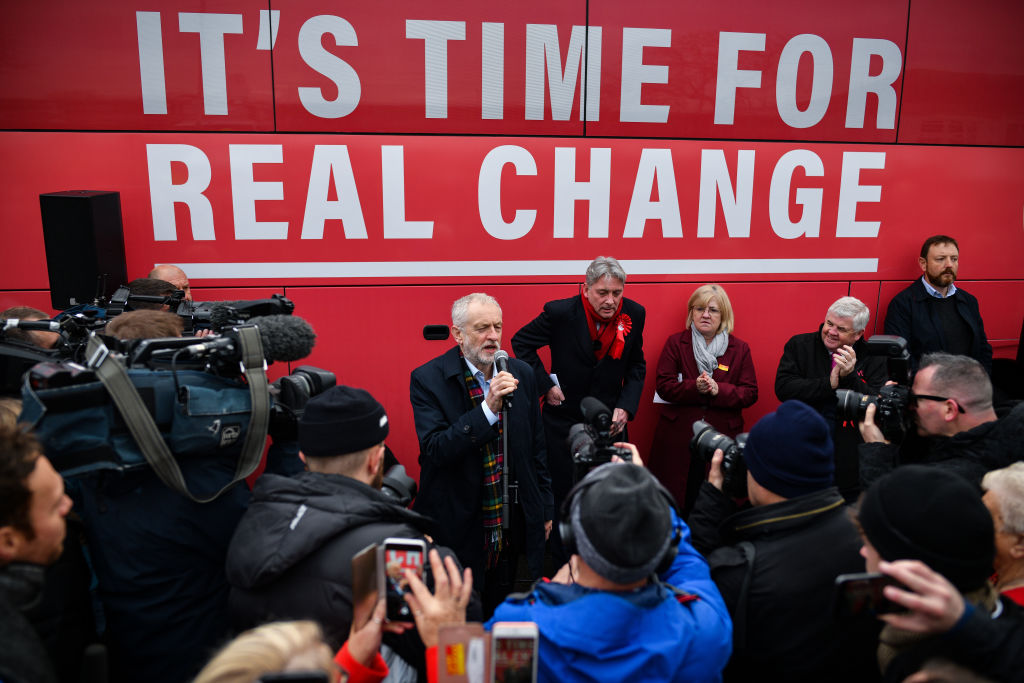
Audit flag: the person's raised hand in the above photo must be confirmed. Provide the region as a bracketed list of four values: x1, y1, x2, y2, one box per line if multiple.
[403, 549, 473, 648]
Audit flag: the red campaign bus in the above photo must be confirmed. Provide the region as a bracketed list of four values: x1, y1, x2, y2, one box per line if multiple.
[1, 0, 1022, 479]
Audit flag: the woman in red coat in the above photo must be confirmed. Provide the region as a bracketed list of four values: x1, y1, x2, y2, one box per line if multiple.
[648, 284, 758, 515]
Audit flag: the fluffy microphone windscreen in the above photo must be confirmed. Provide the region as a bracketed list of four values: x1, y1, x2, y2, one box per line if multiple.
[248, 315, 316, 362]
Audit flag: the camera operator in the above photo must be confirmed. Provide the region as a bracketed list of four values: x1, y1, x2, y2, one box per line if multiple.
[857, 466, 1024, 681]
[0, 306, 59, 350]
[488, 450, 732, 681]
[857, 352, 1024, 489]
[104, 309, 183, 338]
[45, 311, 301, 683]
[688, 400, 879, 682]
[125, 277, 177, 311]
[149, 264, 192, 301]
[227, 385, 479, 679]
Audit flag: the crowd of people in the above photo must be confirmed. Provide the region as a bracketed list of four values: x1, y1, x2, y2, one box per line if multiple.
[1, 239, 1023, 682]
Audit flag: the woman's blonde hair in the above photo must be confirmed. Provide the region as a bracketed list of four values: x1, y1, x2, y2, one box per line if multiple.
[193, 621, 335, 683]
[687, 284, 734, 334]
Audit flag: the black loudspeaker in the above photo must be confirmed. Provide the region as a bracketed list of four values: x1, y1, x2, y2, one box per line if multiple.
[39, 191, 128, 309]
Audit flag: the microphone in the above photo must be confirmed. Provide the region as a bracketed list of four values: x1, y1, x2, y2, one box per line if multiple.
[248, 314, 316, 362]
[184, 336, 236, 357]
[580, 396, 614, 433]
[493, 349, 513, 409]
[166, 315, 316, 364]
[2, 318, 61, 333]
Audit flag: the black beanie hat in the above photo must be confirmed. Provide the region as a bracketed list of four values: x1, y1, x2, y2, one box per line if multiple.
[571, 463, 672, 584]
[299, 385, 389, 458]
[744, 400, 835, 499]
[858, 465, 994, 592]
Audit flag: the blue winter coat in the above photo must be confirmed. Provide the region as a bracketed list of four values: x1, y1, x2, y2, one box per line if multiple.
[487, 510, 732, 682]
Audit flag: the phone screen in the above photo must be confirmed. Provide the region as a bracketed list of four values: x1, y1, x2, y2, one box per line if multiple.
[493, 635, 537, 683]
[834, 572, 906, 619]
[383, 543, 425, 621]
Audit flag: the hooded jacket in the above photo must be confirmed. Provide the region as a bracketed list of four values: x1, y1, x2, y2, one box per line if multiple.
[487, 512, 732, 682]
[226, 470, 458, 649]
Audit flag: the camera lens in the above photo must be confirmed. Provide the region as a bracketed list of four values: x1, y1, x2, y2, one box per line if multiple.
[836, 389, 875, 423]
[690, 420, 736, 463]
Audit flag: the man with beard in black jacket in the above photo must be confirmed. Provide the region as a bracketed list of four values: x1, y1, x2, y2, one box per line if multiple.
[225, 385, 476, 677]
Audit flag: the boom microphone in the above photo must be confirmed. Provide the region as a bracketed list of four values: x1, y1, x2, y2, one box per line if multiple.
[174, 315, 316, 364]
[493, 349, 512, 409]
[249, 314, 316, 362]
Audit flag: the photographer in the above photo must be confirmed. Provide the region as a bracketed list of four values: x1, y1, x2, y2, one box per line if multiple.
[489, 450, 732, 681]
[688, 400, 879, 682]
[858, 352, 1024, 489]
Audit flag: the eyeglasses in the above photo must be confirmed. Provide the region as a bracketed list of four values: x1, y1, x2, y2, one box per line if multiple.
[910, 393, 966, 414]
[693, 306, 721, 316]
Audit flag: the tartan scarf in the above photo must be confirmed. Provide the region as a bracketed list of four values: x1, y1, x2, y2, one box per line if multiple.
[461, 356, 504, 569]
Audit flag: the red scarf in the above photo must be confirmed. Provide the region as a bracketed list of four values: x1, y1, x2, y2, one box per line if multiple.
[582, 294, 632, 360]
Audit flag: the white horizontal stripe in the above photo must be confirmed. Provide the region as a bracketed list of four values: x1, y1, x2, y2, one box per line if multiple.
[171, 258, 878, 279]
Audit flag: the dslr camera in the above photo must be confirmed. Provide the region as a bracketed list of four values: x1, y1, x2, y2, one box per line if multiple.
[690, 421, 749, 498]
[567, 396, 632, 478]
[835, 335, 912, 442]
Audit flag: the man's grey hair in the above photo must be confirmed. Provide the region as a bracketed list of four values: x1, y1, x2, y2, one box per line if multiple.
[585, 256, 626, 287]
[982, 462, 1024, 534]
[827, 296, 869, 333]
[451, 293, 501, 329]
[918, 352, 993, 412]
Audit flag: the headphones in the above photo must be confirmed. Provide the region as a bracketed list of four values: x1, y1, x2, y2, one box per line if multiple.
[559, 464, 682, 577]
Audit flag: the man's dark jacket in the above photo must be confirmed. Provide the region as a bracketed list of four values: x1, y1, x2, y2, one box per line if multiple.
[859, 401, 1024, 490]
[689, 484, 880, 682]
[226, 471, 469, 651]
[512, 295, 646, 425]
[409, 348, 553, 585]
[0, 563, 57, 683]
[884, 278, 992, 373]
[775, 327, 886, 410]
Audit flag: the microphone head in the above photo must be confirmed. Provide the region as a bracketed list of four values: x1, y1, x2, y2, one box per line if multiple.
[208, 304, 238, 332]
[493, 349, 510, 363]
[249, 315, 316, 363]
[580, 396, 613, 427]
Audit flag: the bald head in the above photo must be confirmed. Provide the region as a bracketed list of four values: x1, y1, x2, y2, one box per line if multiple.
[149, 265, 191, 300]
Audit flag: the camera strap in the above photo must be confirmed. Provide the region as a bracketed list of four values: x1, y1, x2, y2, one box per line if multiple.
[85, 327, 270, 503]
